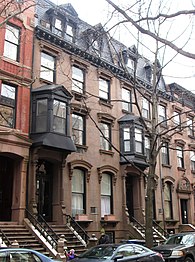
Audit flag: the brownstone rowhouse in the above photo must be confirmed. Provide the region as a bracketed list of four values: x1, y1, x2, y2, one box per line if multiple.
[30, 0, 149, 242]
[0, 2, 34, 222]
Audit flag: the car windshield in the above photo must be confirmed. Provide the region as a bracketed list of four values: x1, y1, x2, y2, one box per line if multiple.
[79, 246, 118, 259]
[165, 234, 195, 245]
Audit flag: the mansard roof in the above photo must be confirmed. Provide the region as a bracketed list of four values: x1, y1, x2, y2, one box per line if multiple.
[35, 0, 167, 94]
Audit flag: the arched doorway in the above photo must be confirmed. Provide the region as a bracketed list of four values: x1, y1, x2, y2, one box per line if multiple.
[0, 156, 14, 221]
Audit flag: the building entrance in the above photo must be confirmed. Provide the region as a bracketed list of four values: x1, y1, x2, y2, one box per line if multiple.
[36, 160, 53, 222]
[180, 199, 188, 224]
[0, 156, 14, 221]
[126, 176, 134, 221]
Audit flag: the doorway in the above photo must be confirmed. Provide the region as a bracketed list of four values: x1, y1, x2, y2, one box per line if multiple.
[126, 176, 134, 221]
[0, 156, 14, 221]
[36, 160, 53, 222]
[180, 199, 188, 224]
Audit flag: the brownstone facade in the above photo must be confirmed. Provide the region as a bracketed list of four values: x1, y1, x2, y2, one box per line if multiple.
[1, 0, 195, 244]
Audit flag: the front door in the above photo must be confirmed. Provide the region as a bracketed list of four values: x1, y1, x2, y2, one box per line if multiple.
[180, 199, 188, 224]
[36, 161, 53, 221]
[126, 176, 134, 221]
[0, 156, 14, 221]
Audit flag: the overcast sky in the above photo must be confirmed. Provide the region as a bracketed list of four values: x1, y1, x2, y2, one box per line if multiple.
[53, 0, 195, 93]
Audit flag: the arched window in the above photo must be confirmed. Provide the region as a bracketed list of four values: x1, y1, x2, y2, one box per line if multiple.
[71, 168, 85, 217]
[164, 182, 173, 219]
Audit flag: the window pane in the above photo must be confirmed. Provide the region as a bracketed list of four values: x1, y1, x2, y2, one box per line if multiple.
[53, 100, 66, 134]
[72, 169, 85, 216]
[55, 19, 62, 30]
[72, 114, 84, 145]
[1, 83, 15, 99]
[36, 99, 47, 132]
[66, 24, 73, 36]
[100, 123, 110, 150]
[122, 88, 131, 111]
[40, 52, 55, 82]
[72, 66, 84, 93]
[101, 173, 111, 217]
[99, 78, 109, 100]
[4, 42, 18, 60]
[5, 25, 19, 44]
[101, 173, 111, 195]
[0, 105, 14, 127]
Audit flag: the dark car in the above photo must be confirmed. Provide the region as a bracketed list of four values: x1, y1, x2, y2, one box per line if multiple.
[72, 243, 164, 262]
[120, 239, 146, 246]
[0, 248, 61, 261]
[152, 232, 195, 262]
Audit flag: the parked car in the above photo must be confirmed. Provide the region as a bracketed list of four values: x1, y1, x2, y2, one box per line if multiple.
[120, 239, 146, 246]
[72, 243, 164, 262]
[152, 232, 195, 262]
[0, 248, 61, 261]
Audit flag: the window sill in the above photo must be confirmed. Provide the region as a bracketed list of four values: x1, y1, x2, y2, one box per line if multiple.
[177, 167, 186, 172]
[99, 99, 113, 109]
[99, 149, 114, 156]
[162, 164, 172, 168]
[188, 135, 195, 139]
[75, 144, 88, 152]
[122, 109, 133, 114]
[72, 91, 87, 101]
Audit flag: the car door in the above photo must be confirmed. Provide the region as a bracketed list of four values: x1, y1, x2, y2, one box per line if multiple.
[0, 251, 9, 262]
[114, 246, 142, 262]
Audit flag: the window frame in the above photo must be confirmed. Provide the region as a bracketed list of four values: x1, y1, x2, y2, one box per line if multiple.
[173, 111, 181, 126]
[190, 151, 195, 171]
[40, 51, 56, 83]
[176, 145, 184, 168]
[101, 173, 113, 217]
[71, 168, 86, 217]
[134, 127, 144, 154]
[122, 88, 131, 112]
[4, 23, 20, 61]
[72, 113, 85, 146]
[53, 99, 66, 134]
[99, 77, 110, 102]
[161, 142, 170, 166]
[100, 122, 111, 151]
[72, 65, 85, 94]
[158, 104, 167, 125]
[123, 127, 131, 153]
[164, 182, 173, 220]
[187, 117, 194, 137]
[0, 82, 16, 128]
[142, 98, 150, 119]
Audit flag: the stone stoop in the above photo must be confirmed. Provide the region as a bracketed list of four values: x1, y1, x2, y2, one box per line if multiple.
[49, 224, 87, 255]
[0, 222, 49, 255]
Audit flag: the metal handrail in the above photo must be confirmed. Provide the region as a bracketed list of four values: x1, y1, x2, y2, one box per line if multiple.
[0, 229, 12, 246]
[65, 214, 90, 244]
[25, 209, 59, 248]
[153, 220, 169, 237]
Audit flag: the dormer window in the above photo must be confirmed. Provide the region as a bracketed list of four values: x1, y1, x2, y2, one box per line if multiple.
[54, 18, 62, 37]
[66, 24, 74, 42]
[127, 58, 134, 71]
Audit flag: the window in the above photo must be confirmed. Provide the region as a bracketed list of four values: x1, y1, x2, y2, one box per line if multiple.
[53, 99, 66, 134]
[72, 113, 85, 145]
[173, 111, 181, 126]
[158, 104, 167, 124]
[145, 136, 150, 159]
[101, 173, 112, 217]
[164, 182, 173, 219]
[54, 18, 62, 36]
[0, 83, 16, 128]
[9, 252, 41, 262]
[127, 58, 134, 71]
[36, 99, 48, 132]
[187, 117, 194, 136]
[4, 24, 20, 61]
[40, 52, 55, 82]
[72, 169, 85, 216]
[122, 88, 131, 112]
[177, 146, 184, 168]
[190, 151, 195, 171]
[72, 66, 85, 93]
[135, 127, 143, 154]
[142, 98, 150, 119]
[99, 78, 110, 101]
[65, 24, 74, 42]
[123, 127, 131, 152]
[161, 142, 170, 165]
[100, 122, 111, 151]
